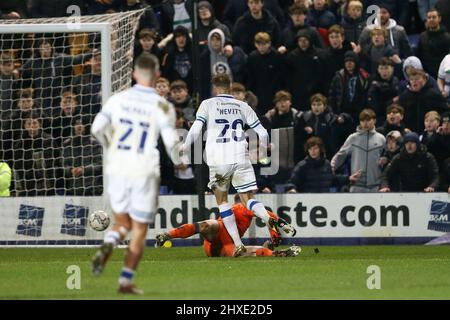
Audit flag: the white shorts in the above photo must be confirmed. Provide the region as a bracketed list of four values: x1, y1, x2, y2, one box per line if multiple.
[107, 174, 160, 224]
[208, 162, 257, 193]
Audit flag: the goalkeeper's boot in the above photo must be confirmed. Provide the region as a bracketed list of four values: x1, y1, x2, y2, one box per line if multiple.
[273, 245, 301, 257]
[233, 244, 247, 257]
[269, 217, 297, 237]
[91, 242, 113, 276]
[118, 283, 144, 295]
[267, 219, 282, 248]
[155, 232, 171, 247]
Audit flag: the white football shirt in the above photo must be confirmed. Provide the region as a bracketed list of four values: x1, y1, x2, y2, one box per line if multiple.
[195, 94, 263, 166]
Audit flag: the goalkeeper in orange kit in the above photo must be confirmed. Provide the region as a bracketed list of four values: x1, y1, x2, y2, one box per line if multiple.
[156, 198, 300, 257]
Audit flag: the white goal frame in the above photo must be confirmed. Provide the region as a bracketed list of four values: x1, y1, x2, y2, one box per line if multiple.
[0, 22, 113, 103]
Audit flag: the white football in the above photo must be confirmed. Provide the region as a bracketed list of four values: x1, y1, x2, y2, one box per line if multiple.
[88, 210, 110, 231]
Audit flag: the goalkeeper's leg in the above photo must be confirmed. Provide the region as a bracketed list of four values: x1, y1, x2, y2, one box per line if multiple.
[156, 220, 220, 247]
[91, 213, 130, 276]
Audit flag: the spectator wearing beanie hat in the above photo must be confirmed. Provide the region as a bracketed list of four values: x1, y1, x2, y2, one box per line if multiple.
[380, 131, 440, 192]
[284, 29, 327, 110]
[329, 50, 369, 122]
[196, 1, 231, 49]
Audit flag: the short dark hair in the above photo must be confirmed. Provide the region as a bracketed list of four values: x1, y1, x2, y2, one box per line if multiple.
[139, 28, 157, 40]
[289, 3, 308, 15]
[427, 8, 441, 17]
[170, 80, 188, 91]
[231, 82, 246, 93]
[378, 57, 394, 67]
[386, 104, 404, 115]
[273, 90, 292, 103]
[310, 93, 327, 105]
[304, 136, 326, 156]
[359, 108, 376, 121]
[134, 53, 159, 73]
[328, 24, 344, 36]
[211, 74, 231, 89]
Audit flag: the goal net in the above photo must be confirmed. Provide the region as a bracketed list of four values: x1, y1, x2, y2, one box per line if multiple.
[0, 10, 144, 246]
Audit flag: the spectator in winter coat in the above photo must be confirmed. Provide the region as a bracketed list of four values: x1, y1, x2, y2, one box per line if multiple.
[417, 8, 450, 78]
[322, 25, 355, 93]
[286, 137, 355, 193]
[199, 28, 247, 100]
[367, 57, 400, 123]
[341, 0, 366, 44]
[134, 28, 163, 64]
[294, 93, 354, 162]
[0, 51, 19, 113]
[379, 132, 439, 192]
[169, 80, 196, 123]
[376, 104, 408, 136]
[0, 88, 51, 168]
[328, 51, 369, 122]
[307, 0, 337, 30]
[62, 115, 103, 196]
[50, 91, 81, 147]
[331, 108, 386, 192]
[161, 26, 193, 93]
[278, 3, 324, 54]
[13, 116, 59, 196]
[420, 111, 450, 178]
[21, 39, 93, 110]
[378, 130, 403, 171]
[223, 0, 285, 31]
[363, 0, 410, 29]
[264, 90, 298, 129]
[196, 1, 231, 50]
[400, 56, 440, 93]
[156, 0, 193, 37]
[358, 6, 412, 60]
[435, 0, 450, 33]
[245, 32, 283, 114]
[232, 0, 281, 54]
[285, 29, 327, 110]
[360, 27, 402, 75]
[398, 69, 448, 133]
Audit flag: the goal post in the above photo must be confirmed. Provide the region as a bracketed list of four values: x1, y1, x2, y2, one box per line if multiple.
[0, 22, 113, 103]
[0, 10, 144, 246]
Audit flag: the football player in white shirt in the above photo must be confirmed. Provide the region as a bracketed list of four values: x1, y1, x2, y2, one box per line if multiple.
[182, 74, 295, 257]
[90, 53, 185, 294]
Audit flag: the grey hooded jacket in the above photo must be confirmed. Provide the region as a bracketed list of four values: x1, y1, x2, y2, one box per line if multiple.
[331, 126, 386, 190]
[359, 18, 413, 58]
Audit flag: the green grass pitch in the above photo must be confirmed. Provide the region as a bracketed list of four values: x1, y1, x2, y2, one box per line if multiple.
[0, 245, 449, 299]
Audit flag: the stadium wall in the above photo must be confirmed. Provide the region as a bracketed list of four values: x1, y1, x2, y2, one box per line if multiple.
[0, 194, 449, 246]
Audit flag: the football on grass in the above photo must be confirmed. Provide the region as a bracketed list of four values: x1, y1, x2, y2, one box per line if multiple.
[88, 210, 110, 231]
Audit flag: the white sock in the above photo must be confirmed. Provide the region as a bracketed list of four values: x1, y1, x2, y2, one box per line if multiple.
[247, 199, 270, 223]
[104, 230, 120, 247]
[219, 203, 243, 247]
[118, 267, 134, 286]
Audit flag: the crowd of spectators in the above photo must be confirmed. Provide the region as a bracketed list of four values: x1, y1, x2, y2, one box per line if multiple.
[0, 0, 450, 196]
